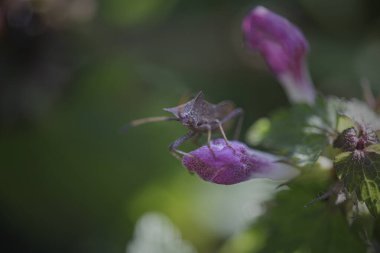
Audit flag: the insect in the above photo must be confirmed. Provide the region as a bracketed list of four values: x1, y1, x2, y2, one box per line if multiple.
[126, 91, 244, 159]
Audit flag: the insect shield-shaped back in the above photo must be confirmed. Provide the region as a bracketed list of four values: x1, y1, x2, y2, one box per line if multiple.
[163, 91, 206, 128]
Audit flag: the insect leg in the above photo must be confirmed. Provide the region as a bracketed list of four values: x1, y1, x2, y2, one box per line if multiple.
[168, 131, 196, 160]
[215, 120, 230, 146]
[214, 120, 236, 153]
[206, 125, 216, 158]
[220, 108, 244, 140]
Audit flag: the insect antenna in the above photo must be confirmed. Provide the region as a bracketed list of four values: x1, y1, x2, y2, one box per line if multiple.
[120, 116, 178, 133]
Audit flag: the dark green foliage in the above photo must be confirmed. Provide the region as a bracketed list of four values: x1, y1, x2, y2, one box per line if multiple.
[247, 98, 338, 165]
[334, 144, 380, 217]
[246, 97, 380, 251]
[251, 170, 366, 253]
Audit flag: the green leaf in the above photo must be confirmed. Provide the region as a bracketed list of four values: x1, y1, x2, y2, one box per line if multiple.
[366, 144, 380, 154]
[246, 118, 271, 146]
[334, 146, 380, 216]
[336, 115, 355, 133]
[246, 97, 339, 166]
[249, 170, 366, 253]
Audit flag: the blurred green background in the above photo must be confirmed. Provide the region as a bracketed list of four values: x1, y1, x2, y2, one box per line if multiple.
[1, 0, 380, 252]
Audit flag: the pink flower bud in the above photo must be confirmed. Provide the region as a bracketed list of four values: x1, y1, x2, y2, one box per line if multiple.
[182, 139, 298, 185]
[242, 6, 316, 104]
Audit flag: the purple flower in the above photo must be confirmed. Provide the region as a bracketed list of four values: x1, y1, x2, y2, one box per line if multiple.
[242, 6, 316, 104]
[333, 124, 379, 152]
[182, 139, 298, 185]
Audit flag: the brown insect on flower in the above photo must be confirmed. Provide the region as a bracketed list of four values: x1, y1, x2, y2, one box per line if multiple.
[124, 91, 244, 159]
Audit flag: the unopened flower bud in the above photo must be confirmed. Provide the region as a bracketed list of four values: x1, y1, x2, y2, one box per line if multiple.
[333, 125, 379, 152]
[333, 127, 359, 151]
[242, 6, 316, 104]
[182, 139, 298, 185]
